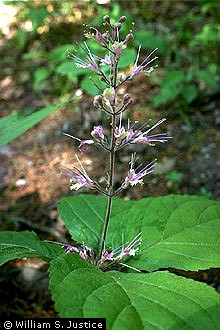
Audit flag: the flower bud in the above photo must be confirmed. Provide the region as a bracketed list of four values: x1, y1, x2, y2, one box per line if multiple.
[113, 41, 126, 57]
[118, 16, 126, 23]
[126, 98, 133, 107]
[114, 22, 122, 30]
[123, 93, 133, 109]
[123, 93, 132, 103]
[91, 125, 105, 140]
[124, 33, 134, 44]
[103, 87, 115, 103]
[102, 32, 111, 40]
[93, 95, 103, 108]
[103, 15, 110, 23]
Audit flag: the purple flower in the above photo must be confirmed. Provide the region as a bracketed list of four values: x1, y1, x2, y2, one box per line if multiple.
[78, 140, 94, 153]
[65, 246, 79, 254]
[131, 118, 172, 145]
[64, 244, 94, 263]
[84, 25, 105, 46]
[63, 155, 93, 191]
[114, 117, 171, 150]
[129, 46, 158, 79]
[63, 133, 94, 153]
[93, 54, 112, 66]
[100, 55, 112, 66]
[124, 33, 134, 45]
[132, 133, 169, 144]
[102, 251, 114, 261]
[67, 43, 100, 73]
[91, 125, 105, 141]
[79, 250, 89, 261]
[118, 232, 142, 259]
[114, 125, 129, 142]
[99, 232, 142, 270]
[114, 117, 136, 146]
[123, 156, 156, 187]
[112, 41, 127, 58]
[102, 32, 111, 41]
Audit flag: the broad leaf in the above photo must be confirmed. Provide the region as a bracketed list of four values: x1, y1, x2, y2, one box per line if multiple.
[58, 194, 220, 271]
[0, 231, 63, 266]
[126, 195, 220, 271]
[50, 253, 220, 329]
[58, 194, 133, 250]
[0, 96, 78, 147]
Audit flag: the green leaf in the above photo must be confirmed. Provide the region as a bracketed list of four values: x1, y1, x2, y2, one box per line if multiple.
[80, 75, 107, 95]
[182, 84, 198, 103]
[58, 194, 220, 271]
[162, 70, 185, 87]
[22, 50, 44, 60]
[56, 62, 86, 79]
[134, 31, 170, 54]
[118, 48, 136, 69]
[33, 67, 50, 91]
[29, 6, 48, 31]
[195, 23, 220, 44]
[195, 70, 219, 89]
[153, 71, 185, 106]
[48, 44, 74, 64]
[126, 195, 220, 271]
[153, 86, 182, 106]
[0, 95, 78, 147]
[49, 253, 220, 329]
[12, 28, 27, 49]
[58, 195, 134, 250]
[0, 231, 63, 266]
[166, 171, 184, 183]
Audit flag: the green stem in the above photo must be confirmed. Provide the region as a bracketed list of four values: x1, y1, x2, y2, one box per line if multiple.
[98, 113, 116, 260]
[98, 56, 118, 262]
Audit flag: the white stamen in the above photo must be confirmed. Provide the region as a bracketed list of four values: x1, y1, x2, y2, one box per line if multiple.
[63, 133, 81, 142]
[119, 263, 141, 272]
[75, 154, 91, 180]
[134, 45, 141, 68]
[144, 118, 166, 135]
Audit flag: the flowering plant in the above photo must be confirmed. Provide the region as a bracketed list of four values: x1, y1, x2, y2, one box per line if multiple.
[0, 16, 220, 328]
[62, 16, 171, 268]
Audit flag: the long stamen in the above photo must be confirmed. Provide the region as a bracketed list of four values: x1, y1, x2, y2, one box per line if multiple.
[134, 45, 141, 68]
[63, 133, 81, 142]
[126, 232, 142, 248]
[141, 47, 158, 65]
[75, 154, 90, 178]
[144, 118, 166, 134]
[84, 42, 94, 61]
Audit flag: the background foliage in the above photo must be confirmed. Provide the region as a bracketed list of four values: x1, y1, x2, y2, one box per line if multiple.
[1, 0, 219, 120]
